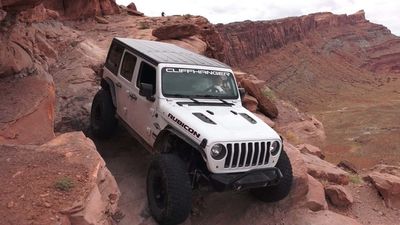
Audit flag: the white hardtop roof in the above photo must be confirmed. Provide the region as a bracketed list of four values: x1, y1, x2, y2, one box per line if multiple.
[114, 38, 230, 69]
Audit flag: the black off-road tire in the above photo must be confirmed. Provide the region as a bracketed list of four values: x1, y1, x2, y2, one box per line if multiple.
[90, 89, 117, 138]
[147, 154, 192, 225]
[250, 149, 293, 202]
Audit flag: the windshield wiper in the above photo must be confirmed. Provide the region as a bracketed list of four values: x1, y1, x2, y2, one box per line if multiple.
[218, 98, 233, 105]
[168, 93, 191, 98]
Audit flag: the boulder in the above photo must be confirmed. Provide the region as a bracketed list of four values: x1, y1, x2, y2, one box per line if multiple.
[278, 116, 326, 145]
[305, 175, 328, 211]
[152, 23, 200, 40]
[95, 15, 109, 24]
[0, 132, 120, 225]
[337, 160, 358, 174]
[366, 171, 400, 209]
[127, 8, 144, 16]
[0, 41, 34, 78]
[241, 79, 278, 118]
[254, 112, 275, 128]
[242, 94, 258, 112]
[162, 36, 207, 55]
[297, 143, 325, 159]
[0, 71, 55, 145]
[284, 142, 309, 202]
[127, 2, 137, 11]
[302, 153, 349, 185]
[325, 185, 353, 207]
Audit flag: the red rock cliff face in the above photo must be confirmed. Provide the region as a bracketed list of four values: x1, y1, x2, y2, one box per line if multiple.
[216, 10, 400, 75]
[2, 0, 120, 18]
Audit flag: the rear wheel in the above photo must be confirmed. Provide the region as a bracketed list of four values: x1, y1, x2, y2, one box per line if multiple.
[147, 154, 192, 225]
[90, 89, 117, 138]
[250, 149, 293, 202]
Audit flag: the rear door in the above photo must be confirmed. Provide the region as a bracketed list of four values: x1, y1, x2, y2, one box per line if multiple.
[115, 50, 138, 123]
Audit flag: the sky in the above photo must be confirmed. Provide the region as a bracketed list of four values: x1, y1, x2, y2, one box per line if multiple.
[116, 0, 400, 36]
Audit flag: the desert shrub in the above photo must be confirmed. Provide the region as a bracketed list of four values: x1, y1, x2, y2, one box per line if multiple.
[54, 177, 74, 192]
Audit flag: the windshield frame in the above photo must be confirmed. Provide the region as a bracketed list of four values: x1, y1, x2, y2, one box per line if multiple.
[160, 65, 239, 100]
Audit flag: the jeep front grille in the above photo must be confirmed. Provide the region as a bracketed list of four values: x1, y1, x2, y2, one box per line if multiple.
[224, 142, 271, 168]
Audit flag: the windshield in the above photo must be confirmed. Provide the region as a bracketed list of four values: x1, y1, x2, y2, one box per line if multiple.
[161, 67, 238, 99]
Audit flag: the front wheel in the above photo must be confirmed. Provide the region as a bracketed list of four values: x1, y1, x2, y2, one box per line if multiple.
[90, 89, 117, 138]
[147, 154, 192, 225]
[250, 149, 293, 202]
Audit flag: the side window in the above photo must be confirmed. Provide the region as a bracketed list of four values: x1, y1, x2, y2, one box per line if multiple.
[137, 62, 156, 95]
[105, 42, 124, 75]
[119, 52, 137, 81]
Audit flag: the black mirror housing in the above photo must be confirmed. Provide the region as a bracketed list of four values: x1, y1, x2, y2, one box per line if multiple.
[239, 88, 246, 99]
[139, 83, 155, 101]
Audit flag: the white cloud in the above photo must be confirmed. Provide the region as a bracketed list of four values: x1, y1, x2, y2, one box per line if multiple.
[116, 0, 400, 35]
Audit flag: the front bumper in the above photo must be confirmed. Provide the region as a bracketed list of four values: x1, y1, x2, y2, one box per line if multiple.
[209, 167, 283, 191]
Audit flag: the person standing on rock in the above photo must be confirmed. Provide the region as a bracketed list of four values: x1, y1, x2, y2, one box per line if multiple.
[161, 12, 165, 17]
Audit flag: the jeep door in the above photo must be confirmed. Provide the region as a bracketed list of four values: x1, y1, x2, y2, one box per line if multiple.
[115, 50, 138, 123]
[127, 60, 157, 145]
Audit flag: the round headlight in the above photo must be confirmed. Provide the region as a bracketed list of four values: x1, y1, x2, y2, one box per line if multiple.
[270, 141, 280, 156]
[210, 144, 227, 160]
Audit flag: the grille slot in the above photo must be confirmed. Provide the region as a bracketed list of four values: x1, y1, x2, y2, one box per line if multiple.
[223, 141, 271, 168]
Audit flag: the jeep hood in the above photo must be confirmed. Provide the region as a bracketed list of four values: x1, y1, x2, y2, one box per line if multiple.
[159, 99, 280, 145]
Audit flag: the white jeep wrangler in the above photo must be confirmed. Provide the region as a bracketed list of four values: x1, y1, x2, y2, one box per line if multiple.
[91, 38, 293, 225]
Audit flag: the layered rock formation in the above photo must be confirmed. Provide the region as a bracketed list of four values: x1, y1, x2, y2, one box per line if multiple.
[0, 132, 120, 225]
[216, 10, 400, 74]
[2, 0, 120, 19]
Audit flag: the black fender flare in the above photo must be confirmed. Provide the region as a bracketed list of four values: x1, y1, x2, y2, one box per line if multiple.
[100, 77, 117, 107]
[154, 126, 206, 158]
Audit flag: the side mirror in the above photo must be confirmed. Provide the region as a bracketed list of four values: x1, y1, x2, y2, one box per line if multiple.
[239, 88, 246, 99]
[139, 83, 155, 101]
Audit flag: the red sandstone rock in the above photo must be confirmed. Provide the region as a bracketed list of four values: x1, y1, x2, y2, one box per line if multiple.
[241, 79, 278, 118]
[17, 3, 58, 23]
[305, 175, 328, 211]
[216, 11, 369, 66]
[2, 0, 43, 11]
[297, 143, 325, 159]
[302, 153, 349, 185]
[127, 8, 144, 16]
[325, 185, 353, 207]
[0, 41, 34, 78]
[127, 2, 137, 11]
[242, 94, 258, 112]
[254, 112, 275, 128]
[152, 23, 200, 40]
[95, 15, 109, 24]
[277, 116, 326, 145]
[366, 171, 400, 209]
[0, 72, 55, 145]
[162, 36, 207, 55]
[284, 143, 309, 202]
[285, 209, 362, 225]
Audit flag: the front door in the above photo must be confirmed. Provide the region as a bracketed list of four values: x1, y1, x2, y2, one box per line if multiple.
[127, 60, 157, 145]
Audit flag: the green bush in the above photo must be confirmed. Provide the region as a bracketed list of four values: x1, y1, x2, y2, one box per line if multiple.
[54, 177, 75, 192]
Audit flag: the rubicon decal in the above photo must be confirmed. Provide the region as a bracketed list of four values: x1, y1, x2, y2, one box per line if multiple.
[168, 113, 201, 138]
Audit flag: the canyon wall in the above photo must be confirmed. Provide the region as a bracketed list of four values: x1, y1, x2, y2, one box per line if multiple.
[216, 10, 400, 76]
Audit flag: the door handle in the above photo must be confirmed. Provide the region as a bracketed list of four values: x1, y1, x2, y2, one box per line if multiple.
[128, 92, 137, 100]
[115, 82, 122, 88]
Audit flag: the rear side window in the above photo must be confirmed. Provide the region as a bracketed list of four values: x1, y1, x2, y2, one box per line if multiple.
[105, 42, 124, 75]
[119, 52, 137, 81]
[137, 62, 156, 95]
